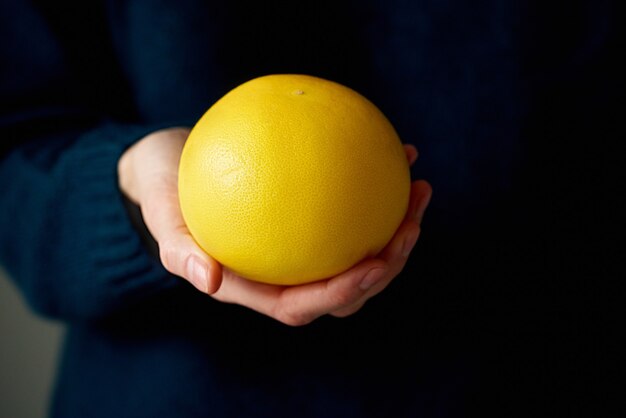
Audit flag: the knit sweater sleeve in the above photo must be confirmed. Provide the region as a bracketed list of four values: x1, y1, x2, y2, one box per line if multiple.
[0, 1, 221, 321]
[0, 122, 182, 321]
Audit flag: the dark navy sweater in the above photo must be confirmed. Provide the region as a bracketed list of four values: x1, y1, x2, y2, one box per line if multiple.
[1, 1, 621, 417]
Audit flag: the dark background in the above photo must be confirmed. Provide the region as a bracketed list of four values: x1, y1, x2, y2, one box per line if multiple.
[1, 0, 623, 416]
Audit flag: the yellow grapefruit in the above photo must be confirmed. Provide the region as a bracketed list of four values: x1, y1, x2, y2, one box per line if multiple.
[178, 74, 410, 285]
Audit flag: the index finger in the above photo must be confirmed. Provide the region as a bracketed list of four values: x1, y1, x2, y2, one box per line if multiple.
[213, 259, 387, 326]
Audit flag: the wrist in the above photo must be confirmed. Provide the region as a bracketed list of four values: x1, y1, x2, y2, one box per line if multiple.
[117, 127, 190, 206]
[118, 146, 139, 204]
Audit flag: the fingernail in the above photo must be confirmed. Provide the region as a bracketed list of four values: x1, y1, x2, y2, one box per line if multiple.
[402, 229, 420, 257]
[359, 267, 386, 291]
[187, 256, 208, 292]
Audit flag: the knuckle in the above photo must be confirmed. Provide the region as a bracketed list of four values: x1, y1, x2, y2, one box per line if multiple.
[158, 241, 178, 274]
[332, 303, 364, 318]
[329, 289, 355, 307]
[275, 307, 313, 327]
[389, 263, 405, 279]
[386, 256, 408, 277]
[331, 309, 355, 319]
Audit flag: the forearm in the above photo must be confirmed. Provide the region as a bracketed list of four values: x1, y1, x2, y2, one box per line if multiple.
[0, 123, 180, 321]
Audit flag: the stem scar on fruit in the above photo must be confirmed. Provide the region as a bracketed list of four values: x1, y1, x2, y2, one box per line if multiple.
[293, 89, 305, 95]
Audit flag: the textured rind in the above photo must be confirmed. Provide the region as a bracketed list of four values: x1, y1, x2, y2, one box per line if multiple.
[179, 74, 410, 285]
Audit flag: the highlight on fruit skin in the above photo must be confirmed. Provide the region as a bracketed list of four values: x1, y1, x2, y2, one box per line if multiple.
[178, 74, 410, 285]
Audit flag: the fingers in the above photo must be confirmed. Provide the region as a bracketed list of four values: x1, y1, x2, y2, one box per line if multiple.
[330, 220, 420, 318]
[403, 144, 418, 165]
[330, 179, 431, 318]
[330, 301, 365, 318]
[123, 131, 430, 324]
[275, 260, 388, 325]
[123, 128, 225, 295]
[157, 229, 223, 295]
[406, 180, 432, 224]
[141, 184, 223, 295]
[378, 220, 421, 278]
[414, 180, 432, 222]
[212, 260, 387, 326]
[212, 179, 432, 326]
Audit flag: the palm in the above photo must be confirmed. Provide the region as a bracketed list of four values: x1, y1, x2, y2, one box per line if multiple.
[119, 128, 432, 326]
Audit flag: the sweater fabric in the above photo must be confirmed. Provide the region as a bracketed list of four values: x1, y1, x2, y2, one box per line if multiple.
[1, 1, 622, 417]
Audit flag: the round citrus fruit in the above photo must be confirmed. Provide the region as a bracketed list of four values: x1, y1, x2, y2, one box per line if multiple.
[178, 74, 410, 285]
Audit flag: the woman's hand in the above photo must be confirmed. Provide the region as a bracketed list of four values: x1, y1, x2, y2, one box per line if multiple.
[118, 127, 432, 326]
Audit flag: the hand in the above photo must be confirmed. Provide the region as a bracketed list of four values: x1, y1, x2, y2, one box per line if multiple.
[118, 128, 432, 326]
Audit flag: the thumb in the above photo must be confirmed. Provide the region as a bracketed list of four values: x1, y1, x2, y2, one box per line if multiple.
[142, 187, 223, 294]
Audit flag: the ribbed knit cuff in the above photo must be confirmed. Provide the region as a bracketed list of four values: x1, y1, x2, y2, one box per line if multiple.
[57, 123, 187, 320]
